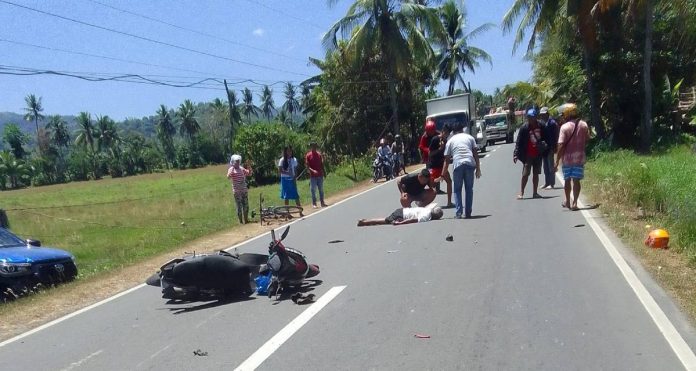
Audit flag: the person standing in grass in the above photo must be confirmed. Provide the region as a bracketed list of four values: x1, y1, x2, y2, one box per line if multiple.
[305, 141, 327, 208]
[278, 146, 301, 208]
[554, 103, 590, 211]
[227, 154, 253, 224]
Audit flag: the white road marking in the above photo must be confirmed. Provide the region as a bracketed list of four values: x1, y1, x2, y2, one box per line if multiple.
[195, 310, 224, 328]
[555, 172, 696, 370]
[0, 180, 392, 348]
[234, 285, 346, 371]
[134, 343, 172, 369]
[59, 349, 103, 371]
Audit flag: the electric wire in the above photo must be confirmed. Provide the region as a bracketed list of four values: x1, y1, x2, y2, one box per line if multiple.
[83, 0, 307, 63]
[0, 0, 310, 77]
[242, 0, 325, 30]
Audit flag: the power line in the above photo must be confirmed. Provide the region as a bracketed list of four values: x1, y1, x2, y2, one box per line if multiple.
[0, 0, 310, 77]
[83, 0, 308, 63]
[243, 0, 325, 30]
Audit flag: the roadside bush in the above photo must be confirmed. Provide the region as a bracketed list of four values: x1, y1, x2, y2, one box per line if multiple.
[233, 123, 310, 185]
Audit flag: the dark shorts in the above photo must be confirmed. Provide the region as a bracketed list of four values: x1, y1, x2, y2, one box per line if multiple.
[523, 157, 542, 176]
[385, 208, 404, 224]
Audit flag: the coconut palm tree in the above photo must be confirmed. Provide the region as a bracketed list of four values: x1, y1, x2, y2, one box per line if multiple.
[23, 94, 45, 151]
[209, 98, 228, 145]
[95, 115, 119, 152]
[45, 115, 70, 149]
[259, 85, 275, 123]
[155, 105, 176, 166]
[74, 112, 95, 153]
[176, 100, 200, 143]
[281, 82, 301, 125]
[300, 85, 314, 119]
[434, 1, 494, 95]
[241, 88, 260, 124]
[0, 150, 33, 189]
[323, 0, 444, 134]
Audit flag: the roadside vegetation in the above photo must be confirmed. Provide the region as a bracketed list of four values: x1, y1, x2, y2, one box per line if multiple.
[2, 158, 372, 280]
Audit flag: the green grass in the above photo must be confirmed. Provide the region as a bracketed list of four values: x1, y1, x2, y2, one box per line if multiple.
[1, 157, 373, 279]
[586, 143, 696, 260]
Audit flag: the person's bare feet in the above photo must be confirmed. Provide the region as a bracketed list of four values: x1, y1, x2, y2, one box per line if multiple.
[517, 194, 524, 200]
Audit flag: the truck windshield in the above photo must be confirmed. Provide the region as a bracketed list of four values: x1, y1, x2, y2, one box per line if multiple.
[485, 116, 507, 128]
[432, 113, 469, 132]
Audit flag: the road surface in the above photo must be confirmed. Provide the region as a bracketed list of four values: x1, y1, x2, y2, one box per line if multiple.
[1, 142, 695, 370]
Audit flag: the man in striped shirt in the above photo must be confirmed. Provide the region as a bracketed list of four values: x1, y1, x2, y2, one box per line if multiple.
[227, 154, 253, 224]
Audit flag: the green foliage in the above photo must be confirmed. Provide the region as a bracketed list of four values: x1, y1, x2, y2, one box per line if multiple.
[2, 123, 28, 159]
[232, 123, 310, 184]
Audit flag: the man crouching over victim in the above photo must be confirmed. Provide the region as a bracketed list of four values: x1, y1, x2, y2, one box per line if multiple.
[357, 203, 444, 226]
[397, 168, 437, 207]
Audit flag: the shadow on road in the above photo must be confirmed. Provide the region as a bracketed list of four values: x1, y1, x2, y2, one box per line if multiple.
[271, 279, 323, 305]
[162, 295, 256, 315]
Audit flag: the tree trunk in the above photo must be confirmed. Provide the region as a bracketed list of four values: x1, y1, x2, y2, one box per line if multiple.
[389, 79, 399, 135]
[35, 117, 41, 154]
[640, 0, 654, 153]
[448, 76, 455, 96]
[223, 79, 235, 152]
[581, 48, 605, 139]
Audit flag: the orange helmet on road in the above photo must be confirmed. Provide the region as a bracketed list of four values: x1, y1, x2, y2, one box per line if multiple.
[425, 119, 436, 135]
[645, 229, 670, 249]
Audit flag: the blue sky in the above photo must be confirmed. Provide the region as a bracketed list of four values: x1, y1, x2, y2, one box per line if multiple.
[0, 0, 532, 120]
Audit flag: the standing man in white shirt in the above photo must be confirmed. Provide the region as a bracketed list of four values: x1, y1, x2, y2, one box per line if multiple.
[440, 122, 481, 219]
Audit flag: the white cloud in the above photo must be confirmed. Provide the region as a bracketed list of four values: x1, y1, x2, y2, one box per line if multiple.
[253, 28, 265, 37]
[285, 44, 296, 52]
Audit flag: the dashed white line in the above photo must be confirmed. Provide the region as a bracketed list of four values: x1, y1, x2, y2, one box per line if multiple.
[60, 349, 103, 371]
[234, 285, 347, 371]
[555, 172, 696, 370]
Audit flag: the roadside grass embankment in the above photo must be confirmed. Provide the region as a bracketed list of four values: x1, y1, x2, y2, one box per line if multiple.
[584, 141, 696, 319]
[1, 157, 372, 280]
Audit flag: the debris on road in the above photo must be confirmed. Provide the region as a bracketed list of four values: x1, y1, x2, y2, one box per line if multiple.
[291, 292, 315, 305]
[574, 224, 585, 228]
[193, 349, 208, 356]
[387, 250, 399, 253]
[445, 234, 454, 242]
[414, 334, 431, 339]
[328, 240, 344, 244]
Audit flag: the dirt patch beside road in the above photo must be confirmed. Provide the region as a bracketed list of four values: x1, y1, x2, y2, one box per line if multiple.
[0, 168, 417, 342]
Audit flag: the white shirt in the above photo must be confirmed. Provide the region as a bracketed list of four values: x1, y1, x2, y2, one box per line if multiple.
[444, 132, 478, 169]
[278, 157, 298, 178]
[402, 203, 437, 223]
[377, 145, 391, 158]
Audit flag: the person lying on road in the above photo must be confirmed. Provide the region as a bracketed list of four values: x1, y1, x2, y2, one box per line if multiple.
[397, 168, 437, 207]
[357, 203, 443, 226]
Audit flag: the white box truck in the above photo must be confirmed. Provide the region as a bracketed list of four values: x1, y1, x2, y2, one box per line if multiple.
[425, 93, 486, 151]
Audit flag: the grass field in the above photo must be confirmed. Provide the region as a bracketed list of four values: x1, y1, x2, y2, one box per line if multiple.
[1, 157, 372, 280]
[584, 141, 696, 320]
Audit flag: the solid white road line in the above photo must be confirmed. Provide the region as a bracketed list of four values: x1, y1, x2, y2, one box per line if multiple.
[556, 173, 696, 370]
[0, 179, 393, 348]
[234, 285, 347, 371]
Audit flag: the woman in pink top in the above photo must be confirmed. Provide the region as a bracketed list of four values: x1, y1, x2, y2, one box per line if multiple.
[554, 104, 590, 211]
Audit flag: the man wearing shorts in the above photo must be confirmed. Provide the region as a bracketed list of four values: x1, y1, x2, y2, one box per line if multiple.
[428, 124, 453, 207]
[397, 169, 437, 207]
[513, 108, 548, 199]
[357, 203, 443, 226]
[554, 103, 590, 211]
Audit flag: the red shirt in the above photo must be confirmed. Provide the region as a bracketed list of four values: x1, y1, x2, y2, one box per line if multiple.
[526, 126, 541, 158]
[419, 134, 431, 164]
[305, 150, 324, 177]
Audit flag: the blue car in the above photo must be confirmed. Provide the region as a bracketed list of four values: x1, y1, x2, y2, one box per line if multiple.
[0, 228, 78, 300]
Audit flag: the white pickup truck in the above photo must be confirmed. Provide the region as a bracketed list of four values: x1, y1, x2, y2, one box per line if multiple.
[425, 93, 486, 151]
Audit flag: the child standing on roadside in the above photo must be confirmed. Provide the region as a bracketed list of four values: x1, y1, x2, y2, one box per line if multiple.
[227, 154, 253, 224]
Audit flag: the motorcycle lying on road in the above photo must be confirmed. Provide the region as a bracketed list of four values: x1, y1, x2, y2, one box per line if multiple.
[145, 226, 319, 301]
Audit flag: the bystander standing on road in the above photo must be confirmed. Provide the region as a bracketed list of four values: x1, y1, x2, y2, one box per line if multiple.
[278, 146, 301, 208]
[539, 107, 560, 189]
[554, 103, 591, 211]
[513, 108, 549, 199]
[419, 119, 437, 166]
[391, 134, 407, 175]
[429, 124, 454, 207]
[226, 154, 253, 224]
[305, 141, 327, 208]
[441, 122, 481, 218]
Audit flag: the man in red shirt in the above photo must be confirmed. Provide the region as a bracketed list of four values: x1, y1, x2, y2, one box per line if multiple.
[419, 119, 437, 165]
[305, 141, 327, 208]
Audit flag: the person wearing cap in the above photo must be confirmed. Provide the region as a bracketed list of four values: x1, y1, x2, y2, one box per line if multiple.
[305, 141, 327, 208]
[397, 168, 437, 207]
[513, 108, 550, 199]
[226, 154, 253, 224]
[357, 203, 443, 226]
[539, 107, 559, 189]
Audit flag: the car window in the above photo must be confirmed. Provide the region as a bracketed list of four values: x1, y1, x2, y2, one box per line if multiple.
[0, 228, 24, 247]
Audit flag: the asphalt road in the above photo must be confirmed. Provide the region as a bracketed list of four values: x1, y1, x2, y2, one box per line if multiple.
[1, 142, 695, 371]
